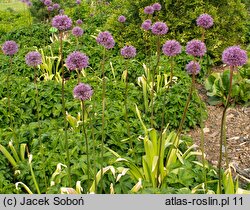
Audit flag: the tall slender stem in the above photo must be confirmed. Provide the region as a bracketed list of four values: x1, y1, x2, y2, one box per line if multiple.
[59, 31, 71, 186]
[124, 60, 131, 146]
[81, 101, 90, 191]
[90, 102, 97, 193]
[176, 73, 195, 137]
[218, 66, 233, 193]
[7, 56, 13, 131]
[34, 67, 47, 189]
[150, 36, 161, 128]
[100, 47, 106, 193]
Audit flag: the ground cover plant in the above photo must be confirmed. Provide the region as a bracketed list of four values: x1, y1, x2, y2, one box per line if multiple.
[0, 0, 249, 194]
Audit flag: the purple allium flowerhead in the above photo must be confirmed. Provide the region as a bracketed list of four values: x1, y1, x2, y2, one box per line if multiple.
[72, 26, 84, 37]
[76, 0, 81, 4]
[27, 1, 32, 7]
[222, 46, 248, 67]
[186, 61, 201, 75]
[151, 21, 168, 35]
[96, 31, 115, 49]
[118, 15, 126, 23]
[76, 19, 83, 25]
[152, 3, 161, 11]
[141, 19, 152, 30]
[73, 83, 93, 101]
[66, 51, 89, 71]
[162, 40, 182, 57]
[25, 51, 42, 67]
[47, 6, 53, 11]
[196, 13, 214, 29]
[52, 15, 72, 31]
[2, 40, 18, 56]
[121, 45, 136, 59]
[59, 9, 64, 15]
[53, 3, 60, 10]
[44, 0, 52, 6]
[144, 6, 154, 15]
[186, 40, 206, 57]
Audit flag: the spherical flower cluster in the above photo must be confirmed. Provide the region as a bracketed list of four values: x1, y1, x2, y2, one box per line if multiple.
[152, 3, 161, 11]
[141, 19, 152, 31]
[20, 0, 32, 6]
[96, 31, 115, 49]
[196, 13, 214, 29]
[59, 9, 64, 15]
[186, 61, 201, 75]
[2, 40, 18, 56]
[76, 19, 83, 25]
[52, 15, 72, 31]
[47, 6, 53, 11]
[162, 40, 182, 57]
[25, 51, 42, 67]
[118, 15, 126, 23]
[73, 83, 93, 101]
[66, 51, 89, 71]
[72, 26, 84, 37]
[53, 3, 60, 10]
[186, 40, 206, 57]
[151, 21, 168, 35]
[76, 0, 81, 4]
[144, 6, 154, 15]
[121, 45, 137, 59]
[222, 46, 248, 67]
[44, 0, 52, 6]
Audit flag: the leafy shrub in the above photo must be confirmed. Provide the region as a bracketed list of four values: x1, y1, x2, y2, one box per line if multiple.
[205, 68, 250, 106]
[105, 0, 249, 62]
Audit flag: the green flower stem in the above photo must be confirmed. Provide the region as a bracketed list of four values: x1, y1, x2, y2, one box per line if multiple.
[150, 36, 161, 128]
[196, 91, 208, 193]
[100, 47, 106, 193]
[158, 57, 174, 186]
[81, 101, 90, 191]
[59, 31, 71, 186]
[176, 73, 195, 137]
[124, 60, 131, 145]
[90, 102, 97, 193]
[34, 67, 47, 189]
[7, 56, 13, 132]
[218, 66, 233, 194]
[77, 69, 81, 84]
[29, 155, 41, 194]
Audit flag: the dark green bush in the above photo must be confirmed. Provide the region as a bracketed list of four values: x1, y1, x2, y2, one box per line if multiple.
[105, 0, 249, 62]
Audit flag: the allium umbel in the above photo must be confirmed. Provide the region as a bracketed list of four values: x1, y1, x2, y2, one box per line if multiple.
[73, 83, 93, 101]
[66, 51, 89, 71]
[25, 51, 42, 67]
[144, 6, 154, 15]
[186, 40, 206, 57]
[44, 0, 52, 6]
[121, 45, 136, 59]
[152, 3, 161, 11]
[72, 26, 84, 37]
[96, 31, 115, 49]
[52, 15, 72, 31]
[222, 46, 248, 67]
[2, 40, 18, 56]
[186, 61, 201, 75]
[196, 14, 214, 29]
[141, 19, 152, 31]
[162, 40, 182, 57]
[118, 15, 126, 23]
[151, 21, 168, 35]
[76, 19, 83, 25]
[53, 3, 60, 10]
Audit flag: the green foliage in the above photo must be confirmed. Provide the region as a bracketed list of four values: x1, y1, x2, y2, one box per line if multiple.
[105, 0, 249, 62]
[205, 68, 250, 106]
[0, 10, 30, 37]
